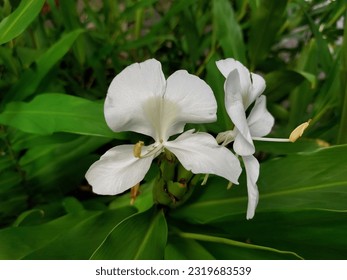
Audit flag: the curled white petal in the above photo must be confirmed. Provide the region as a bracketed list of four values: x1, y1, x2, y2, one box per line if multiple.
[225, 70, 254, 156]
[249, 73, 266, 108]
[216, 58, 251, 94]
[243, 155, 260, 220]
[165, 130, 242, 184]
[247, 96, 275, 137]
[104, 59, 166, 138]
[85, 145, 154, 195]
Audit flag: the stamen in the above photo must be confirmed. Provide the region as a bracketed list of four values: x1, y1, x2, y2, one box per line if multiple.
[134, 142, 164, 159]
[227, 181, 233, 189]
[133, 141, 144, 158]
[289, 119, 311, 142]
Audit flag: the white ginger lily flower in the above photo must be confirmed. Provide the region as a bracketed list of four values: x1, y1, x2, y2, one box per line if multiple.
[86, 59, 241, 195]
[216, 58, 275, 219]
[216, 58, 309, 219]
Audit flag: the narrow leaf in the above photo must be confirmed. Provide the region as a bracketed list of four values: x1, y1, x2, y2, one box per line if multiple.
[172, 145, 347, 223]
[0, 0, 45, 45]
[213, 0, 246, 63]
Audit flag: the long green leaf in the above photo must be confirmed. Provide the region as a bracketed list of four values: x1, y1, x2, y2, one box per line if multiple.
[0, 0, 45, 45]
[177, 232, 302, 260]
[212, 0, 246, 63]
[212, 209, 347, 259]
[22, 207, 136, 259]
[165, 236, 216, 260]
[171, 145, 347, 223]
[0, 210, 94, 259]
[91, 207, 167, 260]
[0, 93, 120, 138]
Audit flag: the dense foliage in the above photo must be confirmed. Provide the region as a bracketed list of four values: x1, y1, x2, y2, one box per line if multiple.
[0, 0, 346, 259]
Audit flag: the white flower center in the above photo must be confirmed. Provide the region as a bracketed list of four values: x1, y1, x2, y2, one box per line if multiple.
[143, 96, 179, 142]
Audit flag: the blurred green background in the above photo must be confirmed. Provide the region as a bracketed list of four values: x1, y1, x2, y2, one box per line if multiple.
[0, 0, 346, 259]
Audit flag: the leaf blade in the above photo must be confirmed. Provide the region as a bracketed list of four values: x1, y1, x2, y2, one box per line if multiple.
[0, 93, 122, 138]
[91, 207, 167, 260]
[0, 0, 45, 45]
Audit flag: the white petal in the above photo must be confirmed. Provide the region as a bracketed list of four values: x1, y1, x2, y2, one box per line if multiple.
[216, 59, 251, 94]
[251, 73, 266, 103]
[104, 59, 166, 138]
[233, 130, 255, 156]
[217, 59, 265, 109]
[243, 155, 260, 220]
[165, 130, 242, 184]
[247, 96, 275, 137]
[85, 145, 154, 195]
[163, 70, 217, 138]
[248, 73, 266, 108]
[225, 70, 255, 155]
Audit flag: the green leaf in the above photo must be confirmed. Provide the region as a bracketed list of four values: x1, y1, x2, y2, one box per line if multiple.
[3, 29, 84, 103]
[212, 209, 347, 259]
[0, 93, 121, 138]
[171, 145, 347, 223]
[91, 207, 167, 260]
[12, 209, 45, 227]
[305, 12, 333, 73]
[205, 54, 233, 132]
[19, 135, 109, 195]
[0, 210, 93, 259]
[0, 0, 45, 45]
[175, 231, 302, 260]
[165, 236, 216, 260]
[0, 207, 136, 259]
[22, 207, 136, 260]
[212, 0, 246, 63]
[265, 70, 314, 103]
[248, 0, 288, 68]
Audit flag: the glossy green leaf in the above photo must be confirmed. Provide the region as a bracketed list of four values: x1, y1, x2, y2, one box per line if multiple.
[171, 145, 347, 223]
[0, 210, 93, 259]
[22, 207, 136, 260]
[91, 207, 167, 260]
[0, 93, 120, 138]
[0, 0, 45, 45]
[212, 209, 347, 259]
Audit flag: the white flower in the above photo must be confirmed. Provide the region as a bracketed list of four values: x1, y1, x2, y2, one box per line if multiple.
[86, 59, 241, 195]
[216, 58, 275, 219]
